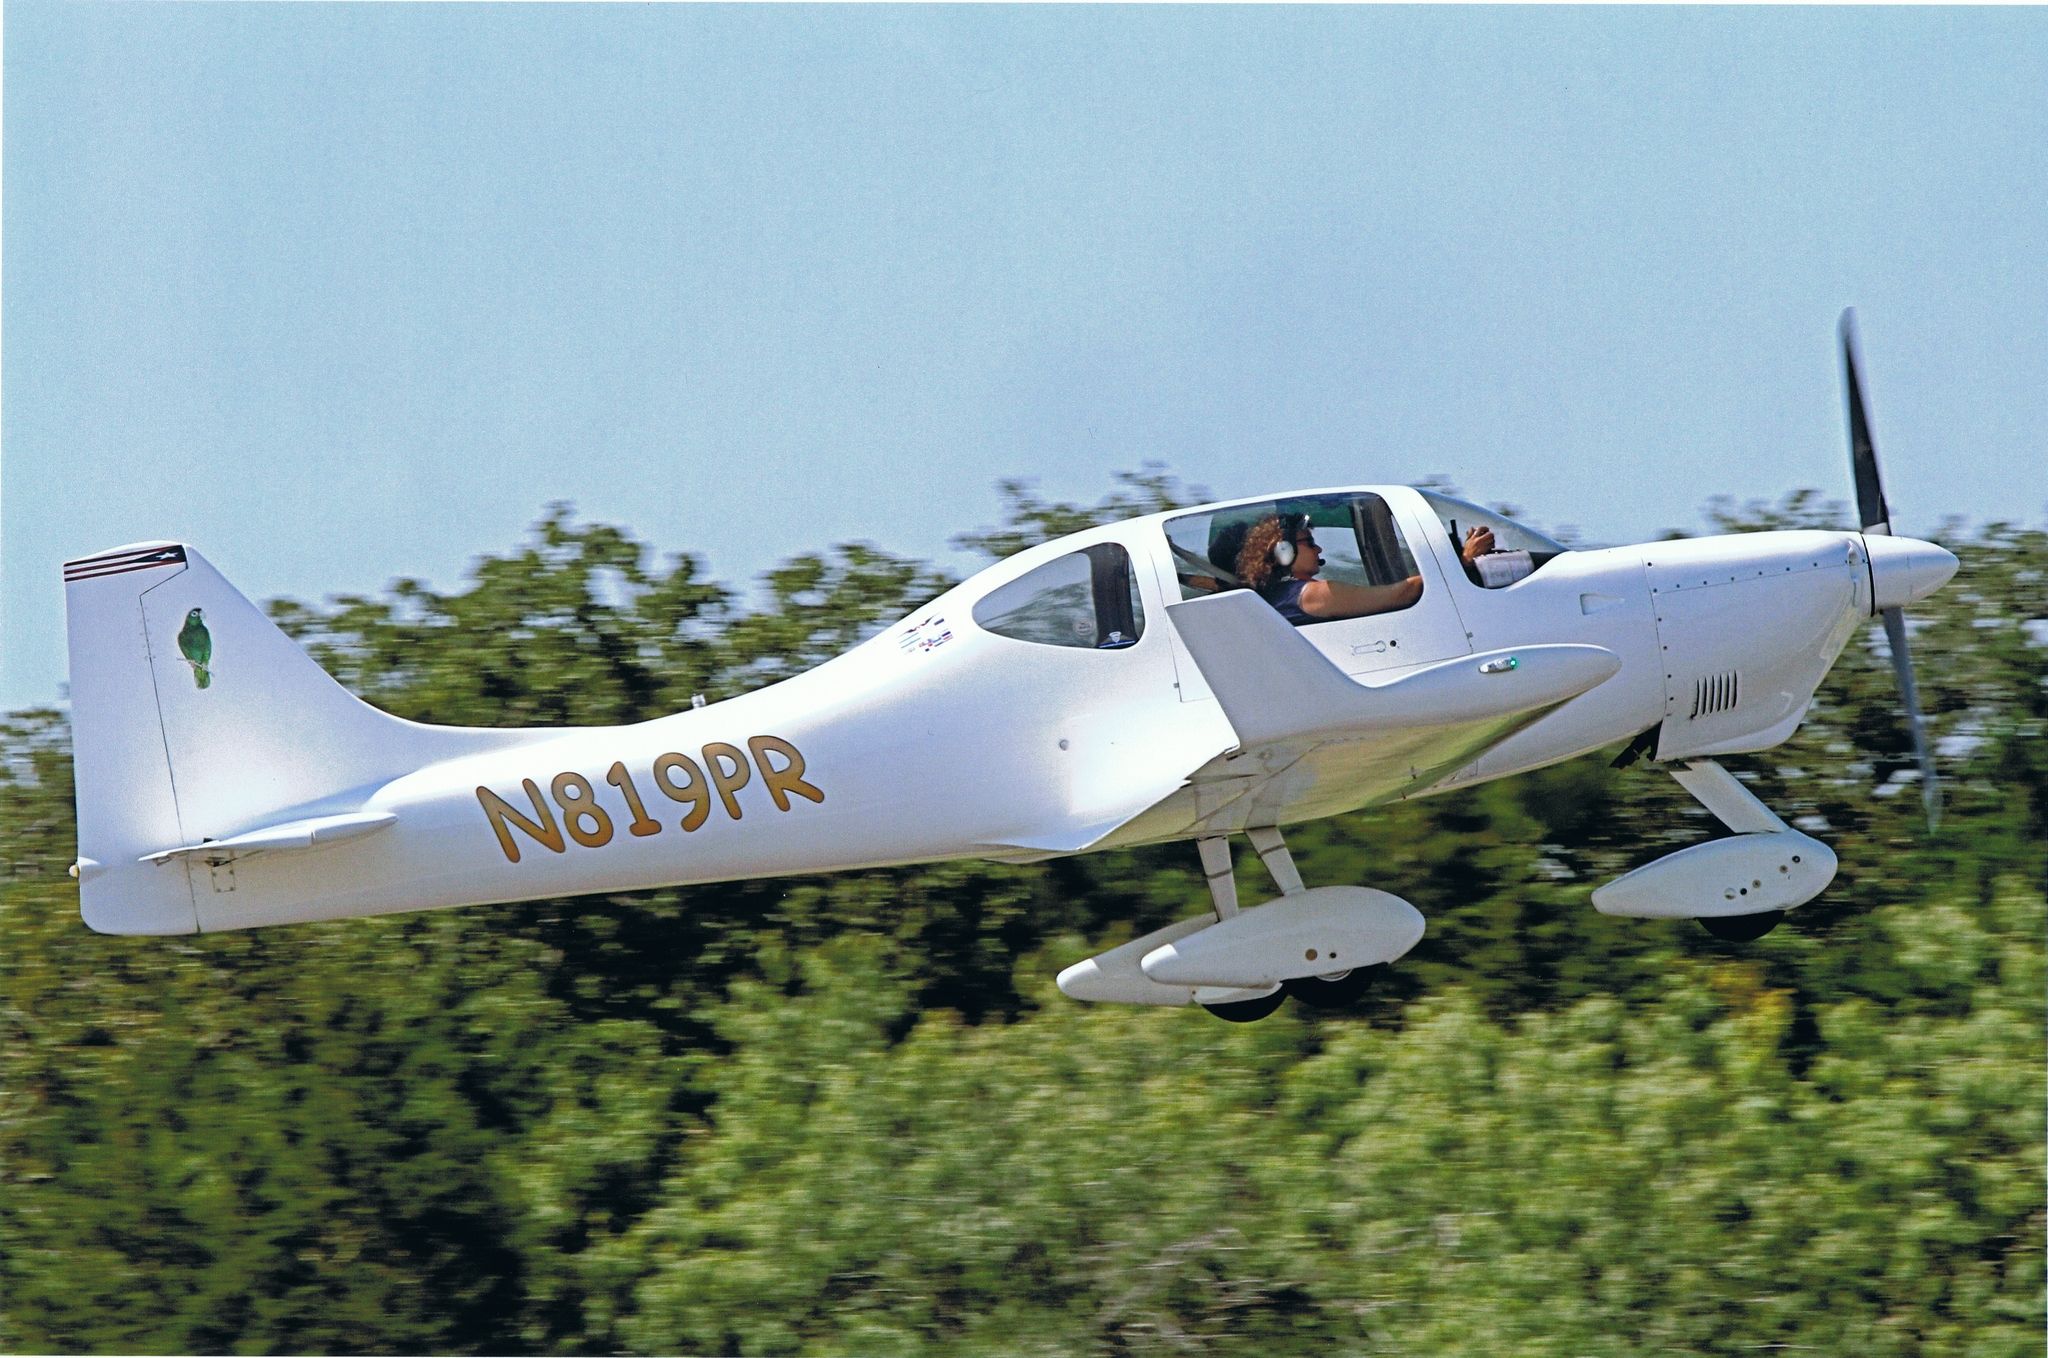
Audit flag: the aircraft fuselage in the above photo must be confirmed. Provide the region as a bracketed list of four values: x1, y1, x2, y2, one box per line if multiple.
[66, 486, 1946, 936]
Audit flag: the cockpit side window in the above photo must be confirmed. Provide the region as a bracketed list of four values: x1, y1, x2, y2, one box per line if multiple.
[1416, 491, 1569, 589]
[1164, 493, 1421, 610]
[972, 543, 1145, 649]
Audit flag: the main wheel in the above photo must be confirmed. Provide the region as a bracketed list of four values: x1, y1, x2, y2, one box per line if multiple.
[1285, 966, 1382, 1010]
[1202, 987, 1287, 1023]
[1699, 910, 1786, 942]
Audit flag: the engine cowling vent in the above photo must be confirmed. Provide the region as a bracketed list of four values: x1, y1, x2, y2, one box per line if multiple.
[1690, 670, 1739, 720]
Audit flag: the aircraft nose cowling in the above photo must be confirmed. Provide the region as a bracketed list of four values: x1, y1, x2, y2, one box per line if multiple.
[1864, 535, 1959, 612]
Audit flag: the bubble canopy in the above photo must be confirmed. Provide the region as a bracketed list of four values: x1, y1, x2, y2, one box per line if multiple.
[1162, 487, 1571, 605]
[1414, 490, 1569, 558]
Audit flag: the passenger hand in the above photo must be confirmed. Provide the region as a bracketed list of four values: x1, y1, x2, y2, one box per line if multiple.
[1461, 525, 1496, 562]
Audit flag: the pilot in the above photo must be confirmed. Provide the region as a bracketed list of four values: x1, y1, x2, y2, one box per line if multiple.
[1236, 514, 1494, 625]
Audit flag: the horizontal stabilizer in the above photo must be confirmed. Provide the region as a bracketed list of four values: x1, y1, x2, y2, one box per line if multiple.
[1166, 590, 1620, 749]
[142, 811, 398, 866]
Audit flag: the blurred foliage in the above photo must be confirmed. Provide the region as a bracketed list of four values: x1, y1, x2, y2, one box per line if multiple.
[2, 478, 2042, 1354]
[949, 462, 1207, 562]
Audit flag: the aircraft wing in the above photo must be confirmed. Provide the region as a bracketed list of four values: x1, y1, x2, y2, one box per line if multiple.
[1164, 590, 1620, 750]
[979, 596, 1618, 858]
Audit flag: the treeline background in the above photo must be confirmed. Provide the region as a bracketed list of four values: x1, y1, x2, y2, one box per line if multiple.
[2, 472, 2041, 1355]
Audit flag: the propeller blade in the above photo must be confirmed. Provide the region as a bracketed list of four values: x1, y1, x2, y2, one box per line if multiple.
[1840, 307, 1892, 535]
[1880, 605, 1941, 831]
[1840, 312, 1941, 832]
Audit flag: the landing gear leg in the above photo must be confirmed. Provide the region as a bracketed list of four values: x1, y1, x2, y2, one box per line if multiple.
[1195, 835, 1286, 1023]
[1197, 836, 1238, 920]
[1245, 826, 1304, 896]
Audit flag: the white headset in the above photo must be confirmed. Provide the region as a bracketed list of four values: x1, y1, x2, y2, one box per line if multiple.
[1270, 514, 1308, 570]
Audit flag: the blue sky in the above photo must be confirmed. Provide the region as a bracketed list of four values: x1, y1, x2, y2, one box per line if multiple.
[6, 5, 2045, 712]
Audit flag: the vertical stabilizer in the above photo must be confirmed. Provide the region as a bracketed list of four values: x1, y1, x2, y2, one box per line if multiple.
[64, 543, 528, 934]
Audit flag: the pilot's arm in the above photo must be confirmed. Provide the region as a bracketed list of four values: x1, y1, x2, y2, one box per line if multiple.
[1459, 523, 1536, 587]
[1298, 575, 1424, 619]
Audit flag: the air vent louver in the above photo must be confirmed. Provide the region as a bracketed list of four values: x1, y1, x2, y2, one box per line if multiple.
[1689, 670, 1739, 720]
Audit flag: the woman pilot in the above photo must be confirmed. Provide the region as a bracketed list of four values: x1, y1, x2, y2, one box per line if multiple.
[1235, 513, 1494, 625]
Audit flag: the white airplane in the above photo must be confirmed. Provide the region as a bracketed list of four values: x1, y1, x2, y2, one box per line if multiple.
[64, 313, 1957, 1020]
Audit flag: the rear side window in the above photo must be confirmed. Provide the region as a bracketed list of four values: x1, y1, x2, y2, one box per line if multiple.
[972, 544, 1145, 649]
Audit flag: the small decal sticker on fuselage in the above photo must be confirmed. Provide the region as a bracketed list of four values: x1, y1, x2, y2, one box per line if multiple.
[475, 733, 823, 864]
[897, 614, 953, 655]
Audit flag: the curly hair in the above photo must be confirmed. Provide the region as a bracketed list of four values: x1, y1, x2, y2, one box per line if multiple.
[1235, 515, 1292, 594]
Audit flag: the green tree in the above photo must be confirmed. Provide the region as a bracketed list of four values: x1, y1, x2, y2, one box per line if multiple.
[4, 482, 2042, 1354]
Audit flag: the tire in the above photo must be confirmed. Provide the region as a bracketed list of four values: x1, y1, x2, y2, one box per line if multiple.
[1286, 966, 1381, 1010]
[1699, 910, 1786, 942]
[1201, 987, 1287, 1022]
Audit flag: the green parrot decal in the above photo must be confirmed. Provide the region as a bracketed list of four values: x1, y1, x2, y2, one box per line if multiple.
[177, 608, 212, 690]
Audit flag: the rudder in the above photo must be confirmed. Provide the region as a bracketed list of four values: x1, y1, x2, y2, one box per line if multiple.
[65, 544, 196, 932]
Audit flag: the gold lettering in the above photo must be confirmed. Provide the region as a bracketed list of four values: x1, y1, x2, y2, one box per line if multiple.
[477, 780, 566, 863]
[702, 741, 752, 821]
[653, 752, 711, 831]
[605, 761, 662, 838]
[748, 734, 823, 812]
[550, 772, 615, 848]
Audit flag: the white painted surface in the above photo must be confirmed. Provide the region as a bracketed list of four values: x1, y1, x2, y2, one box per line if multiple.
[1055, 914, 1276, 1008]
[1139, 886, 1425, 988]
[141, 811, 398, 864]
[1591, 831, 1838, 920]
[1863, 534, 1959, 611]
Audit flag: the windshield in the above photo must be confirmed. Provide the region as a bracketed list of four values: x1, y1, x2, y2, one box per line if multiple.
[1416, 490, 1569, 588]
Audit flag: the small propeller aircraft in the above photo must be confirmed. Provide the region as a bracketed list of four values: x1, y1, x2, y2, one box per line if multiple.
[65, 312, 1956, 1019]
